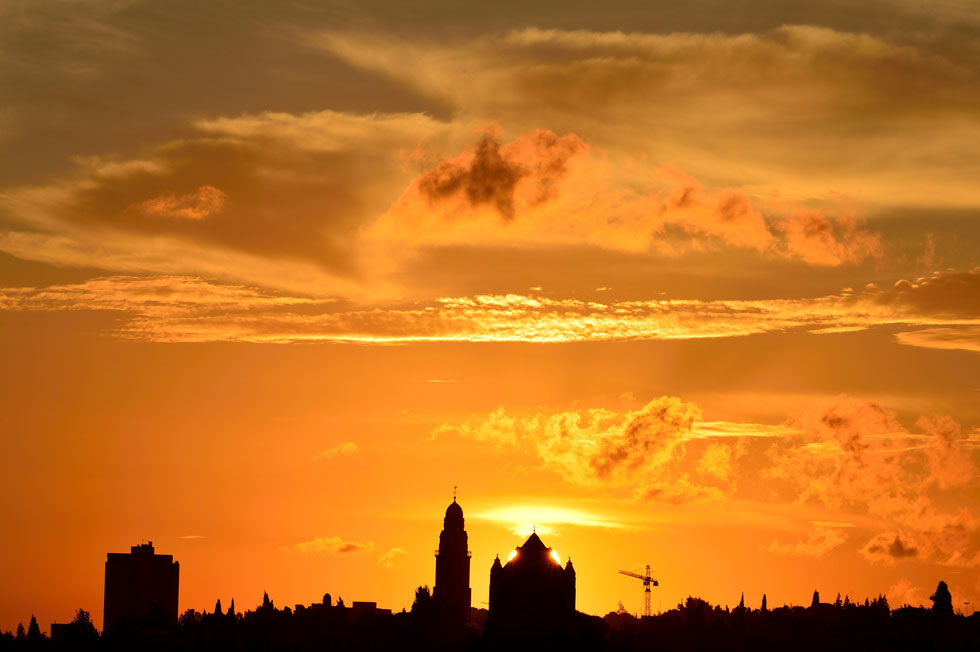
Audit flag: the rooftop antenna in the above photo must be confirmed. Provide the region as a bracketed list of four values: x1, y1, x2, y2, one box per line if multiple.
[618, 565, 659, 617]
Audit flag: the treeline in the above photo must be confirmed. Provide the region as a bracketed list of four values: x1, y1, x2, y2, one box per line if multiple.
[1, 582, 977, 651]
[604, 582, 979, 652]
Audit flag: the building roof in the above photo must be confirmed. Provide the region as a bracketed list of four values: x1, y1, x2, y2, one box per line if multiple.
[520, 532, 546, 552]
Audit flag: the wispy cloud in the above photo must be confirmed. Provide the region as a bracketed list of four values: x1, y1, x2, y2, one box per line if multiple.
[894, 326, 980, 353]
[377, 547, 406, 569]
[284, 536, 373, 555]
[139, 185, 228, 220]
[315, 26, 980, 210]
[0, 270, 977, 344]
[769, 526, 849, 558]
[313, 442, 358, 461]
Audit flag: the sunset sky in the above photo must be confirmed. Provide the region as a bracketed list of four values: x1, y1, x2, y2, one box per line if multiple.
[2, 0, 979, 632]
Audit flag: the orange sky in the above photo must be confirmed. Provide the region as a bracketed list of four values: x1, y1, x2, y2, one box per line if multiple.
[1, 0, 979, 633]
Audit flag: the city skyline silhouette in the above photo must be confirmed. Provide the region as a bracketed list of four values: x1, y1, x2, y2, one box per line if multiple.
[2, 497, 977, 650]
[2, 0, 979, 646]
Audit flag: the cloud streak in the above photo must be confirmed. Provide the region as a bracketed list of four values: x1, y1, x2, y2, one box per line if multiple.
[0, 270, 976, 344]
[313, 442, 358, 461]
[285, 536, 374, 555]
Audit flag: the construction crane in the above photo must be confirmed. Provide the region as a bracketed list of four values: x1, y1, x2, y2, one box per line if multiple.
[618, 565, 659, 617]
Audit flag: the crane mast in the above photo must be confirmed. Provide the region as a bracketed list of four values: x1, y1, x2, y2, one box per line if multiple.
[618, 564, 659, 617]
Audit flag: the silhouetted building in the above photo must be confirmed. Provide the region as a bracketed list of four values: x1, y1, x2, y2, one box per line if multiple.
[433, 496, 471, 627]
[103, 541, 179, 633]
[350, 601, 393, 619]
[487, 532, 576, 637]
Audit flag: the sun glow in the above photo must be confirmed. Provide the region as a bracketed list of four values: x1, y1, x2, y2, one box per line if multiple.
[551, 550, 561, 564]
[508, 549, 518, 561]
[473, 504, 629, 537]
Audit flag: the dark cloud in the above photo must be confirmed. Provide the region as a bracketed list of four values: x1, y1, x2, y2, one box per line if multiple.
[861, 532, 919, 562]
[870, 268, 980, 317]
[419, 133, 527, 219]
[416, 130, 586, 221]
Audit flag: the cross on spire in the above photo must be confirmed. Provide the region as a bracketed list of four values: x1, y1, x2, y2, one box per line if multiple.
[453, 485, 457, 502]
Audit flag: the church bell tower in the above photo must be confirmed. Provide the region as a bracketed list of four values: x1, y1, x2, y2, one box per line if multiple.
[433, 492, 471, 626]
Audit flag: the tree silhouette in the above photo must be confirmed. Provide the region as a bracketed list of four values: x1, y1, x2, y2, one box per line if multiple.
[71, 609, 93, 627]
[411, 585, 433, 615]
[930, 580, 953, 617]
[15, 623, 25, 640]
[60, 608, 99, 649]
[260, 591, 274, 611]
[214, 599, 223, 616]
[27, 615, 41, 641]
[810, 590, 820, 608]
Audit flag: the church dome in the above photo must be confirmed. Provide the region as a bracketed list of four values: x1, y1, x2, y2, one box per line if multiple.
[443, 497, 464, 529]
[445, 499, 463, 519]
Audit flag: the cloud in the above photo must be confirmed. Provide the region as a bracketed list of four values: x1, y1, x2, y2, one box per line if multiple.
[377, 547, 406, 569]
[765, 395, 980, 566]
[772, 208, 881, 266]
[415, 130, 584, 220]
[769, 526, 849, 558]
[696, 441, 746, 483]
[438, 397, 734, 502]
[285, 536, 373, 554]
[0, 275, 330, 342]
[1, 269, 978, 343]
[918, 414, 976, 490]
[0, 109, 451, 298]
[443, 392, 980, 564]
[180, 535, 206, 540]
[313, 442, 358, 461]
[895, 326, 980, 353]
[810, 521, 855, 528]
[860, 532, 919, 563]
[371, 131, 881, 265]
[315, 25, 980, 210]
[888, 578, 926, 607]
[139, 185, 228, 220]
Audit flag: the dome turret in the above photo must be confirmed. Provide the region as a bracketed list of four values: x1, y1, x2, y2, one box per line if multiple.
[444, 498, 464, 530]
